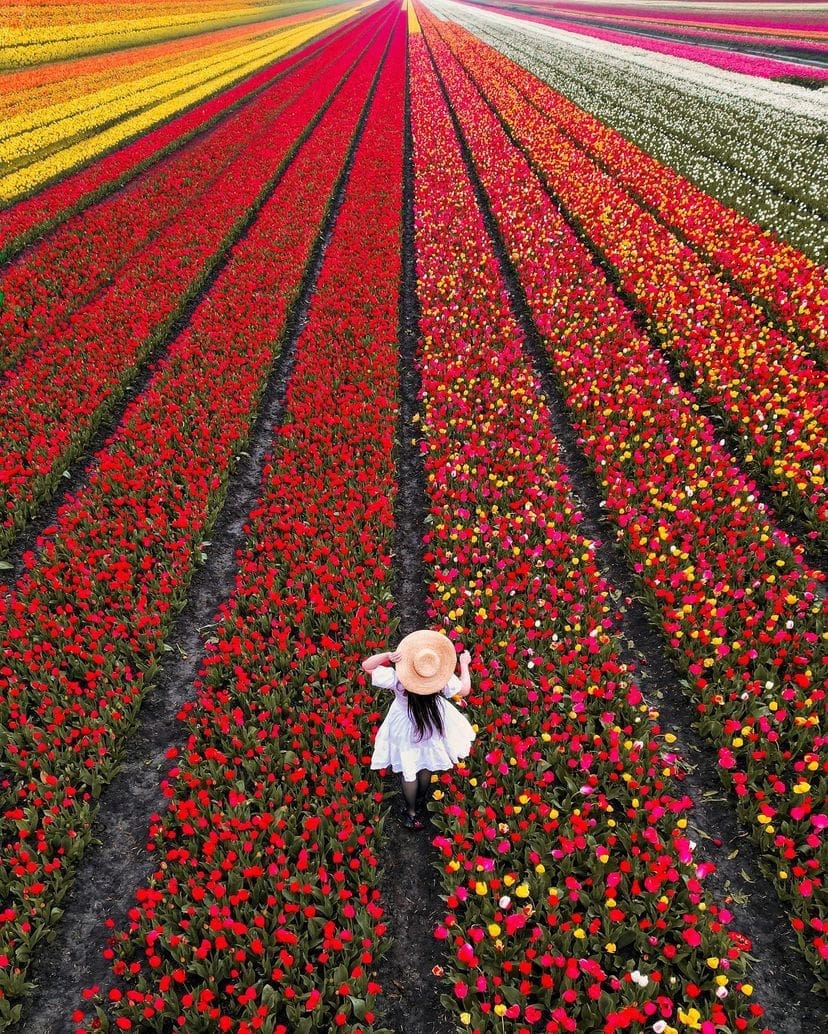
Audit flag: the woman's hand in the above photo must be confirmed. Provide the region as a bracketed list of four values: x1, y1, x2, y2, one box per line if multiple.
[458, 650, 472, 696]
[363, 650, 400, 673]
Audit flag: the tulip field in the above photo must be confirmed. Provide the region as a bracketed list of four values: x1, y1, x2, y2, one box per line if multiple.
[0, 0, 826, 1032]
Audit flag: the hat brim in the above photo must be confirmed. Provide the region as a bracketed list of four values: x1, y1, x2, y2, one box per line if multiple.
[395, 630, 457, 695]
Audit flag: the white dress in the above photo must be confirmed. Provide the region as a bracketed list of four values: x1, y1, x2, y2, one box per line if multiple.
[370, 666, 476, 782]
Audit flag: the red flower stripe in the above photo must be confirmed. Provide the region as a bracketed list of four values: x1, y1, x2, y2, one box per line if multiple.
[74, 13, 405, 1033]
[432, 19, 828, 541]
[0, 21, 376, 559]
[410, 26, 767, 1034]
[456, 30, 828, 365]
[0, 19, 365, 379]
[0, 10, 392, 1011]
[418, 7, 828, 984]
[0, 12, 366, 264]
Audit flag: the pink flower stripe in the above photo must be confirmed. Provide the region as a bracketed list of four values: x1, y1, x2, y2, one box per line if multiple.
[439, 19, 828, 541]
[533, 0, 822, 35]
[535, 2, 827, 37]
[0, 11, 364, 263]
[410, 26, 768, 1034]
[419, 7, 828, 984]
[456, 34, 828, 366]
[470, 4, 828, 81]
[72, 14, 405, 1033]
[496, 0, 828, 51]
[0, 21, 363, 380]
[588, 22, 828, 55]
[0, 24, 373, 559]
[0, 8, 391, 1012]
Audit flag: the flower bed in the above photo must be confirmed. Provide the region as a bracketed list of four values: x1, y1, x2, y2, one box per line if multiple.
[0, 4, 348, 128]
[409, 20, 768, 1033]
[0, 21, 378, 559]
[0, 9, 359, 205]
[1, 2, 292, 68]
[0, 21, 366, 380]
[453, 31, 828, 365]
[3, 28, 297, 168]
[72, 14, 405, 1031]
[0, 11, 366, 263]
[468, 2, 828, 82]
[0, 15, 301, 121]
[435, 21, 828, 541]
[0, 13, 391, 1018]
[438, 1, 828, 265]
[418, 5, 828, 987]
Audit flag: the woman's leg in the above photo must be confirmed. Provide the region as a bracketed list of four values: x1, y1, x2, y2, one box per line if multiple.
[416, 768, 432, 810]
[401, 775, 418, 817]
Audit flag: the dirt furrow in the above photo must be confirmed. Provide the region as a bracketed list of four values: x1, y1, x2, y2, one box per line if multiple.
[372, 28, 456, 1034]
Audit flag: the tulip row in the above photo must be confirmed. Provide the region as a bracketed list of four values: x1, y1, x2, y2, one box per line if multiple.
[75, 20, 405, 1030]
[0, 20, 374, 559]
[0, 15, 363, 381]
[440, 2, 828, 264]
[418, 6, 828, 985]
[4, 0, 273, 25]
[3, 21, 313, 166]
[490, 4, 828, 82]
[434, 17, 828, 541]
[409, 21, 767, 1034]
[465, 3, 824, 38]
[0, 14, 391, 1021]
[451, 30, 828, 365]
[537, 4, 828, 56]
[0, 14, 307, 123]
[536, 2, 824, 39]
[0, 8, 359, 205]
[446, 0, 828, 205]
[0, 12, 374, 264]
[0, 2, 290, 68]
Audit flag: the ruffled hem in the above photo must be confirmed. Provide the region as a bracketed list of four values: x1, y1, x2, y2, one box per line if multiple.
[370, 698, 475, 783]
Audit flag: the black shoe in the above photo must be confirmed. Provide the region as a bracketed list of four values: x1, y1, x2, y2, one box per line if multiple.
[398, 808, 424, 831]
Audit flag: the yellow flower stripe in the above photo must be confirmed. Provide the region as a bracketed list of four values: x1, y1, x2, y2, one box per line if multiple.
[3, 3, 278, 28]
[2, 25, 298, 164]
[407, 0, 421, 34]
[0, 4, 293, 69]
[0, 6, 336, 119]
[0, 29, 264, 121]
[5, 7, 265, 43]
[0, 6, 362, 203]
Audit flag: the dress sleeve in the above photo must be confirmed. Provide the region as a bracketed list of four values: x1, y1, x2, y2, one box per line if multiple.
[371, 665, 397, 691]
[441, 674, 462, 698]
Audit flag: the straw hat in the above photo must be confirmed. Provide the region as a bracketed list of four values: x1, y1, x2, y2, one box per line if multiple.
[395, 630, 457, 695]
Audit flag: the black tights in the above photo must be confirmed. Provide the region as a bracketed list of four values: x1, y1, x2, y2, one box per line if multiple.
[401, 769, 432, 816]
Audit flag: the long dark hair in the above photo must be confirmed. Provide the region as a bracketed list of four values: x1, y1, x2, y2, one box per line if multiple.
[405, 690, 444, 741]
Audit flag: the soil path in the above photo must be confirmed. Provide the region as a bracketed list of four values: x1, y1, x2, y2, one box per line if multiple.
[372, 32, 456, 1034]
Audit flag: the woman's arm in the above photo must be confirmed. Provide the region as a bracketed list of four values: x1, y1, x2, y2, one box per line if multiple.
[362, 650, 402, 673]
[456, 650, 472, 697]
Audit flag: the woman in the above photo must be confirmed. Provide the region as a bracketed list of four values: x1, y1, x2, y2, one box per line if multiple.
[363, 629, 475, 830]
